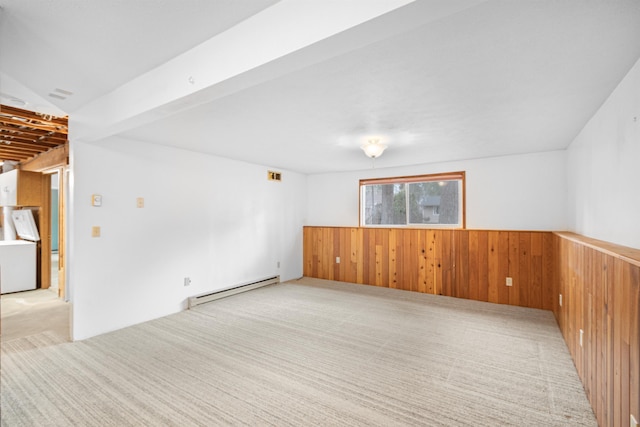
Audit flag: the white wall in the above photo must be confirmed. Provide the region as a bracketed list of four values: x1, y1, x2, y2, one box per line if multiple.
[307, 150, 567, 231]
[70, 136, 306, 340]
[567, 58, 640, 249]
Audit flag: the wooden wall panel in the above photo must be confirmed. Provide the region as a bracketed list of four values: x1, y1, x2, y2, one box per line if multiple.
[303, 227, 640, 426]
[468, 230, 480, 300]
[303, 227, 553, 310]
[553, 232, 640, 427]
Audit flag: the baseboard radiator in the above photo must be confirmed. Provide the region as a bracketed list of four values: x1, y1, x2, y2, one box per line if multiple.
[188, 275, 280, 308]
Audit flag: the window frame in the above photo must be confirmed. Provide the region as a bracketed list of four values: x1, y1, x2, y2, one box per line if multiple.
[359, 171, 466, 229]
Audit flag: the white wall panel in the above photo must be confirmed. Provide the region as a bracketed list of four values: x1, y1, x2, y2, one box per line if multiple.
[307, 150, 567, 231]
[70, 136, 306, 340]
[567, 58, 640, 249]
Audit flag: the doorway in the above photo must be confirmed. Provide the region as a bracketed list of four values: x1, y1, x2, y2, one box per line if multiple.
[50, 172, 60, 292]
[45, 168, 66, 299]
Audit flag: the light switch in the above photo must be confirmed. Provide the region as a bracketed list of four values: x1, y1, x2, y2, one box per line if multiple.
[136, 197, 144, 208]
[91, 194, 102, 207]
[91, 226, 101, 238]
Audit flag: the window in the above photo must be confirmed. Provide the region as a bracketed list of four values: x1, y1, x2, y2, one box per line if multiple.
[360, 172, 465, 228]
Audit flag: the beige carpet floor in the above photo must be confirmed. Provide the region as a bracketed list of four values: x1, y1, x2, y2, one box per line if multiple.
[1, 288, 69, 343]
[1, 278, 596, 426]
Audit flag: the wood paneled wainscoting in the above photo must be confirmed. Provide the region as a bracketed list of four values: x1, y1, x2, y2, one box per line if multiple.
[303, 227, 554, 310]
[303, 227, 640, 427]
[553, 232, 639, 427]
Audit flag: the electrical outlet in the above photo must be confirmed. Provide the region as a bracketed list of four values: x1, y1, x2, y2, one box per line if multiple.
[579, 329, 584, 347]
[336, 256, 341, 264]
[559, 294, 563, 307]
[91, 226, 101, 238]
[184, 277, 191, 287]
[136, 197, 145, 208]
[505, 277, 512, 286]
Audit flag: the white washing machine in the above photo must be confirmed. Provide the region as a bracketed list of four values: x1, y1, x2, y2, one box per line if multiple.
[0, 209, 39, 294]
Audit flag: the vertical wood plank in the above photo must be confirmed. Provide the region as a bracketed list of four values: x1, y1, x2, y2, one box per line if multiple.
[369, 229, 378, 286]
[317, 227, 325, 279]
[426, 230, 437, 294]
[487, 231, 500, 303]
[398, 230, 408, 291]
[333, 228, 341, 281]
[575, 244, 584, 376]
[409, 229, 419, 292]
[497, 231, 509, 305]
[418, 229, 427, 293]
[457, 230, 470, 299]
[542, 232, 554, 310]
[508, 231, 520, 306]
[584, 247, 593, 404]
[306, 227, 313, 278]
[468, 230, 479, 301]
[38, 173, 51, 289]
[348, 228, 358, 283]
[530, 233, 543, 309]
[478, 231, 489, 302]
[441, 230, 453, 297]
[388, 229, 398, 289]
[312, 227, 320, 278]
[381, 229, 389, 288]
[395, 230, 405, 290]
[593, 250, 604, 426]
[340, 228, 348, 282]
[374, 229, 384, 286]
[630, 265, 640, 427]
[620, 263, 631, 426]
[435, 230, 445, 295]
[362, 228, 370, 285]
[356, 228, 364, 284]
[519, 233, 531, 308]
[613, 258, 623, 427]
[606, 254, 615, 427]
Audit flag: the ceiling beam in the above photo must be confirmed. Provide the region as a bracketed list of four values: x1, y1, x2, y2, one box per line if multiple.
[0, 116, 68, 134]
[0, 135, 60, 147]
[0, 104, 68, 126]
[20, 144, 69, 172]
[0, 146, 39, 159]
[71, 0, 441, 142]
[0, 124, 67, 141]
[0, 141, 52, 152]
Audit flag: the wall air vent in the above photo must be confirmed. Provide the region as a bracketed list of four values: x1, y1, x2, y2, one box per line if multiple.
[267, 170, 282, 181]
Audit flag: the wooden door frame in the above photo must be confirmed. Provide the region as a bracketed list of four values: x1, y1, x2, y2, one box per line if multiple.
[41, 167, 66, 298]
[21, 144, 68, 298]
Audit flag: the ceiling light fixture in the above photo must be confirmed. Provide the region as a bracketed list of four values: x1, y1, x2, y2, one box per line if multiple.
[361, 138, 387, 159]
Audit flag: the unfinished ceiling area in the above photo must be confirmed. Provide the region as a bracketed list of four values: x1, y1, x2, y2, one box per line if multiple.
[1, 0, 640, 173]
[0, 105, 68, 163]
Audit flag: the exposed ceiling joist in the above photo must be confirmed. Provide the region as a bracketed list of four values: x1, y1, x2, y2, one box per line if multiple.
[0, 104, 68, 163]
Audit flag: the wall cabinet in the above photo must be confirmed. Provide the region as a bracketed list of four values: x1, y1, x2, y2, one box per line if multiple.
[0, 170, 43, 207]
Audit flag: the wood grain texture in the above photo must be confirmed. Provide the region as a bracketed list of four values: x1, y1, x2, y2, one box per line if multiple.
[303, 227, 640, 426]
[553, 233, 640, 427]
[303, 227, 553, 310]
[20, 144, 69, 172]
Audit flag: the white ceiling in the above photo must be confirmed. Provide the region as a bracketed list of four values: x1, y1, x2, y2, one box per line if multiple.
[2, 0, 640, 174]
[0, 0, 278, 112]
